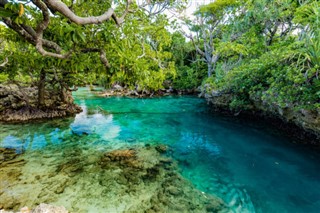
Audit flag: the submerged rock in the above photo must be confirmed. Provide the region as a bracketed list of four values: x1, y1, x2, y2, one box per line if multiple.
[100, 149, 141, 169]
[155, 144, 168, 153]
[0, 145, 227, 212]
[0, 204, 68, 213]
[97, 146, 227, 212]
[0, 148, 20, 164]
[104, 149, 136, 161]
[32, 204, 68, 213]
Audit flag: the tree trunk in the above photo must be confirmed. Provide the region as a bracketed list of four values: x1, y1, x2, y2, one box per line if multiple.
[60, 82, 71, 104]
[208, 63, 213, 77]
[60, 82, 75, 104]
[60, 87, 67, 103]
[38, 68, 46, 107]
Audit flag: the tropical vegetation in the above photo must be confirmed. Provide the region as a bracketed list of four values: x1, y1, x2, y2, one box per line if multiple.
[0, 0, 319, 112]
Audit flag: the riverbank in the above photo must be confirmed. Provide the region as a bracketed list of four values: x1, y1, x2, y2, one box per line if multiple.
[0, 84, 82, 122]
[94, 85, 198, 98]
[201, 89, 320, 146]
[0, 84, 197, 122]
[2, 83, 319, 146]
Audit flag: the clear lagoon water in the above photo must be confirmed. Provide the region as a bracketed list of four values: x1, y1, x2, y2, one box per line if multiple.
[1, 87, 320, 212]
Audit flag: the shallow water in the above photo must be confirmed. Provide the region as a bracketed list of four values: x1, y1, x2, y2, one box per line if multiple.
[1, 87, 320, 212]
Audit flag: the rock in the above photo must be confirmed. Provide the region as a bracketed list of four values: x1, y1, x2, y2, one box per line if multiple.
[20, 206, 30, 213]
[159, 158, 172, 164]
[0, 84, 82, 122]
[100, 149, 142, 169]
[143, 166, 160, 181]
[104, 149, 136, 161]
[113, 84, 123, 91]
[116, 175, 128, 185]
[211, 90, 221, 97]
[55, 158, 83, 177]
[206, 204, 219, 212]
[155, 145, 168, 153]
[203, 88, 320, 144]
[1, 145, 227, 213]
[0, 196, 20, 210]
[0, 148, 25, 167]
[31, 204, 68, 213]
[166, 186, 182, 196]
[54, 184, 66, 194]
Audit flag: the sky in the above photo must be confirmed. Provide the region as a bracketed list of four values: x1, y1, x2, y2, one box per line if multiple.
[183, 0, 214, 16]
[164, 0, 214, 35]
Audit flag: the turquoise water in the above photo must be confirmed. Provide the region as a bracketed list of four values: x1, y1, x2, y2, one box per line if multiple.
[1, 87, 320, 212]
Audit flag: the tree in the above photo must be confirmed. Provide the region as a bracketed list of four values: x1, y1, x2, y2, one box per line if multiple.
[197, 0, 320, 112]
[0, 0, 183, 107]
[182, 0, 238, 77]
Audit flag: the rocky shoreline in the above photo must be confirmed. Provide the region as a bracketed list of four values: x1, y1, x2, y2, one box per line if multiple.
[0, 84, 82, 122]
[0, 84, 197, 122]
[1, 83, 318, 144]
[201, 89, 320, 145]
[95, 84, 198, 98]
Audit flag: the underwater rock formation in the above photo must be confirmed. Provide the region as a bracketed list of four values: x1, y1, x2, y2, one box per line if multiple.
[0, 148, 26, 210]
[0, 145, 227, 212]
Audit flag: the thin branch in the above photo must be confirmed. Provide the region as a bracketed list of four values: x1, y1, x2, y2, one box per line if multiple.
[21, 24, 62, 53]
[81, 48, 110, 68]
[31, 0, 72, 59]
[0, 56, 9, 67]
[137, 39, 146, 59]
[99, 49, 110, 68]
[181, 30, 205, 57]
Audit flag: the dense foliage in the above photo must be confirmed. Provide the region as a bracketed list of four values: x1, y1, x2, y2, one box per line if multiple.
[192, 0, 320, 111]
[0, 0, 183, 93]
[0, 0, 319, 113]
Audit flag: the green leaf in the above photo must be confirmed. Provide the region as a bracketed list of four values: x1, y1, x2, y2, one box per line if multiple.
[0, 8, 15, 17]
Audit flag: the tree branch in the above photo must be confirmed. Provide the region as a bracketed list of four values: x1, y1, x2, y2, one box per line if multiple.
[1, 0, 132, 61]
[21, 24, 62, 53]
[0, 56, 9, 67]
[184, 32, 205, 57]
[99, 49, 110, 68]
[30, 0, 72, 58]
[43, 0, 132, 26]
[81, 48, 110, 68]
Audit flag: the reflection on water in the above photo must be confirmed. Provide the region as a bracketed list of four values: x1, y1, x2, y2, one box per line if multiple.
[71, 102, 121, 141]
[1, 87, 320, 213]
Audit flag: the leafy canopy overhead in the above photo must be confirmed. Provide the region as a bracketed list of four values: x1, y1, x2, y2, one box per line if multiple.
[0, 0, 184, 90]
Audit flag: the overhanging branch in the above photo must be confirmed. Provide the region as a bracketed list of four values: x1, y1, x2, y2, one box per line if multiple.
[81, 48, 110, 69]
[1, 0, 133, 61]
[43, 0, 133, 26]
